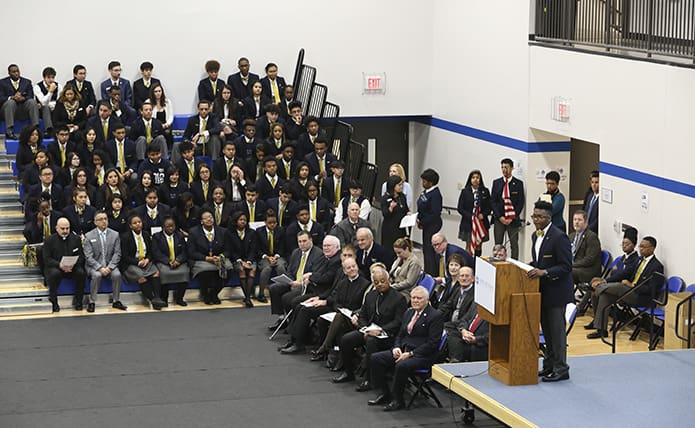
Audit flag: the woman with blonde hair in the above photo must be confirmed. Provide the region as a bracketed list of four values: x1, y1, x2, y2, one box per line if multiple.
[380, 163, 413, 211]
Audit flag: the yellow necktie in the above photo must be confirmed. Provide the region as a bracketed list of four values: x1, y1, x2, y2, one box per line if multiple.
[633, 258, 648, 285]
[335, 180, 341, 206]
[310, 200, 316, 221]
[102, 119, 108, 140]
[215, 205, 221, 225]
[318, 157, 325, 187]
[60, 145, 66, 167]
[98, 173, 104, 186]
[145, 80, 150, 89]
[12, 80, 18, 90]
[137, 234, 145, 260]
[226, 158, 231, 174]
[203, 182, 209, 200]
[77, 207, 83, 215]
[303, 224, 309, 232]
[150, 209, 156, 219]
[271, 80, 280, 103]
[146, 122, 152, 144]
[212, 81, 217, 96]
[271, 176, 276, 188]
[113, 211, 119, 219]
[118, 142, 125, 174]
[310, 135, 315, 145]
[167, 236, 175, 262]
[43, 217, 50, 239]
[285, 162, 290, 179]
[77, 82, 82, 91]
[239, 230, 245, 241]
[279, 203, 284, 225]
[296, 251, 307, 282]
[268, 230, 274, 255]
[188, 161, 194, 183]
[200, 118, 207, 152]
[439, 256, 445, 278]
[206, 231, 213, 242]
[250, 203, 255, 222]
[536, 230, 544, 237]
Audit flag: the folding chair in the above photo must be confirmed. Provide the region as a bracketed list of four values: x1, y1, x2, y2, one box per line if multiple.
[268, 282, 308, 340]
[539, 302, 577, 353]
[406, 331, 448, 410]
[416, 272, 435, 295]
[628, 275, 684, 350]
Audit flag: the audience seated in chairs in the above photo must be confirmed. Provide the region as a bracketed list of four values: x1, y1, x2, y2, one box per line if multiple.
[445, 302, 488, 363]
[569, 210, 602, 284]
[388, 237, 422, 302]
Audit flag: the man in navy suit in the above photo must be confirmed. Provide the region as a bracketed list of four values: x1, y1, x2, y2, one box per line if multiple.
[179, 101, 222, 160]
[266, 186, 297, 228]
[260, 63, 287, 105]
[25, 166, 65, 216]
[86, 101, 123, 144]
[227, 57, 259, 101]
[99, 61, 132, 105]
[304, 138, 337, 186]
[587, 235, 664, 341]
[417, 168, 443, 276]
[130, 101, 167, 160]
[491, 158, 525, 260]
[66, 64, 97, 115]
[431, 232, 474, 284]
[132, 61, 160, 110]
[197, 60, 223, 103]
[106, 86, 137, 126]
[0, 64, 39, 139]
[356, 227, 393, 277]
[105, 123, 138, 184]
[582, 170, 600, 234]
[369, 285, 444, 411]
[528, 201, 573, 382]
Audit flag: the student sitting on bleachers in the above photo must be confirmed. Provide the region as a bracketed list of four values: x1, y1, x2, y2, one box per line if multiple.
[132, 61, 160, 111]
[295, 115, 326, 160]
[255, 103, 284, 141]
[180, 100, 222, 160]
[63, 167, 96, 208]
[151, 216, 190, 307]
[241, 81, 271, 122]
[53, 85, 87, 142]
[63, 188, 96, 238]
[147, 83, 174, 150]
[65, 64, 97, 116]
[95, 167, 128, 210]
[106, 194, 129, 234]
[25, 164, 64, 216]
[0, 64, 40, 140]
[134, 189, 171, 236]
[189, 164, 216, 207]
[157, 166, 189, 209]
[131, 101, 167, 160]
[16, 125, 45, 180]
[265, 123, 287, 159]
[99, 61, 132, 105]
[334, 180, 371, 225]
[234, 119, 261, 161]
[278, 143, 299, 182]
[197, 60, 223, 104]
[212, 84, 243, 140]
[225, 211, 258, 307]
[77, 127, 102, 169]
[188, 208, 232, 305]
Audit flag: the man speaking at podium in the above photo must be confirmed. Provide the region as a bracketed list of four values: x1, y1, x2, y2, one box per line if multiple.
[527, 201, 573, 382]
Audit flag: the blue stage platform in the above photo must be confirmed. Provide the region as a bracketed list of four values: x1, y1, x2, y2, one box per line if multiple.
[433, 350, 694, 427]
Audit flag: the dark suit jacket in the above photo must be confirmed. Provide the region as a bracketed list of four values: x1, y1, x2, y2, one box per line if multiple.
[307, 253, 342, 296]
[491, 176, 525, 226]
[227, 72, 260, 100]
[255, 116, 285, 141]
[119, 230, 153, 269]
[110, 100, 137, 125]
[212, 156, 247, 183]
[255, 175, 286, 202]
[356, 242, 394, 277]
[105, 138, 138, 173]
[100, 78, 132, 105]
[132, 77, 161, 109]
[224, 227, 258, 262]
[107, 209, 130, 234]
[304, 152, 337, 179]
[47, 140, 77, 169]
[232, 200, 267, 223]
[322, 176, 348, 207]
[189, 180, 218, 207]
[183, 115, 223, 142]
[570, 229, 602, 283]
[86, 115, 123, 144]
[201, 202, 234, 228]
[260, 76, 287, 102]
[325, 275, 371, 310]
[65, 78, 96, 109]
[266, 197, 297, 228]
[233, 135, 261, 161]
[583, 190, 599, 234]
[439, 285, 475, 324]
[530, 224, 574, 307]
[151, 230, 188, 266]
[43, 232, 84, 271]
[306, 197, 333, 232]
[359, 287, 408, 338]
[417, 187, 443, 232]
[241, 95, 272, 121]
[23, 210, 62, 244]
[435, 243, 475, 276]
[284, 221, 325, 253]
[394, 306, 444, 359]
[277, 158, 300, 181]
[130, 117, 165, 141]
[187, 225, 227, 263]
[606, 255, 665, 300]
[197, 78, 223, 103]
[53, 102, 87, 130]
[287, 245, 328, 281]
[256, 225, 286, 259]
[295, 129, 327, 160]
[134, 203, 172, 234]
[0, 76, 34, 101]
[63, 204, 97, 236]
[457, 186, 492, 234]
[176, 158, 204, 185]
[606, 251, 640, 280]
[26, 182, 65, 214]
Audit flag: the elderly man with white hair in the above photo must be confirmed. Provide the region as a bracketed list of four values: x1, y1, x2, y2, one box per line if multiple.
[329, 202, 371, 247]
[355, 227, 393, 278]
[431, 232, 474, 284]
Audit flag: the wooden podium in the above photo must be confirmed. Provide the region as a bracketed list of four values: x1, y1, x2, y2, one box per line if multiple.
[478, 260, 541, 386]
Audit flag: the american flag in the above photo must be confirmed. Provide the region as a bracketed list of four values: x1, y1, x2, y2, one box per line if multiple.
[470, 192, 487, 254]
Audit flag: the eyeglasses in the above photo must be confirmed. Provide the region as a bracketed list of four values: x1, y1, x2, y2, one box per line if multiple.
[432, 241, 445, 247]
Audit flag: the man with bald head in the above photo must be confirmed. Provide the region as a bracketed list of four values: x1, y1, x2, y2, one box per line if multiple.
[329, 202, 371, 247]
[431, 232, 474, 285]
[43, 217, 86, 312]
[355, 227, 393, 277]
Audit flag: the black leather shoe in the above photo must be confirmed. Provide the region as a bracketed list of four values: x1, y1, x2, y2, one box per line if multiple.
[332, 372, 355, 383]
[368, 394, 390, 406]
[204, 297, 213, 305]
[112, 301, 127, 310]
[584, 321, 595, 330]
[51, 302, 60, 313]
[244, 299, 254, 308]
[212, 296, 222, 305]
[310, 351, 327, 362]
[538, 367, 553, 377]
[176, 299, 188, 307]
[75, 303, 83, 311]
[355, 380, 372, 392]
[6, 132, 18, 140]
[256, 295, 268, 303]
[87, 303, 95, 313]
[587, 330, 608, 339]
[542, 372, 570, 382]
[280, 344, 305, 354]
[383, 400, 405, 412]
[329, 362, 344, 372]
[277, 341, 293, 351]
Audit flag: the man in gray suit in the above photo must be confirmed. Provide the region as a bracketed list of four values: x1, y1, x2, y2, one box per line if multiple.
[329, 202, 371, 247]
[569, 210, 602, 284]
[83, 210, 127, 312]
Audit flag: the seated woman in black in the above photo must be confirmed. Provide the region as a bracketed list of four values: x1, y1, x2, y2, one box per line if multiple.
[225, 211, 258, 308]
[172, 191, 200, 238]
[107, 194, 130, 234]
[53, 85, 86, 142]
[63, 166, 96, 208]
[95, 167, 129, 210]
[213, 84, 242, 141]
[158, 165, 189, 209]
[130, 170, 155, 208]
[16, 125, 45, 180]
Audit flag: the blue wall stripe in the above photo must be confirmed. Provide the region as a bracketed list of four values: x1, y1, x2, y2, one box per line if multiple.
[600, 162, 695, 199]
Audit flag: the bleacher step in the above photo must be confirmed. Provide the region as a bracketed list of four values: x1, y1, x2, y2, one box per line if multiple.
[0, 301, 52, 316]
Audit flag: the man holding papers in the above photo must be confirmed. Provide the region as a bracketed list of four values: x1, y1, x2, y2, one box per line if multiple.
[43, 217, 86, 312]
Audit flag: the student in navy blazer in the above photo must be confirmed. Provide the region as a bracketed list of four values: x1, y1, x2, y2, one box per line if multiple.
[417, 169, 443, 276]
[490, 158, 525, 260]
[187, 209, 230, 305]
[86, 102, 123, 144]
[66, 64, 97, 113]
[0, 64, 40, 138]
[134, 189, 172, 235]
[224, 211, 259, 307]
[197, 60, 224, 103]
[226, 57, 260, 100]
[150, 216, 189, 306]
[181, 101, 223, 159]
[259, 63, 287, 103]
[99, 61, 132, 105]
[255, 213, 287, 302]
[266, 187, 298, 228]
[528, 201, 573, 382]
[284, 204, 326, 253]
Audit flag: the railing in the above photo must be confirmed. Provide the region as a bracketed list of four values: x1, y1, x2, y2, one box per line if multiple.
[533, 0, 695, 64]
[674, 291, 695, 347]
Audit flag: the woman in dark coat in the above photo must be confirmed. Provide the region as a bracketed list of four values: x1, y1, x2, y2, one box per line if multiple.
[381, 175, 409, 259]
[457, 169, 492, 257]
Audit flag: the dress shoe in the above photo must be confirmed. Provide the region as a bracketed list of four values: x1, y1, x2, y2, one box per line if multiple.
[176, 299, 188, 307]
[368, 394, 390, 406]
[256, 294, 268, 303]
[152, 297, 166, 308]
[51, 302, 60, 313]
[74, 303, 83, 311]
[161, 300, 169, 307]
[383, 400, 405, 412]
[329, 362, 344, 372]
[278, 341, 294, 351]
[538, 367, 553, 377]
[6, 132, 18, 140]
[280, 344, 305, 354]
[310, 351, 327, 362]
[112, 301, 127, 311]
[87, 303, 95, 313]
[355, 380, 372, 392]
[212, 296, 222, 305]
[542, 372, 570, 382]
[586, 330, 608, 339]
[204, 297, 213, 305]
[268, 317, 288, 331]
[244, 299, 254, 308]
[584, 321, 595, 330]
[332, 371, 355, 383]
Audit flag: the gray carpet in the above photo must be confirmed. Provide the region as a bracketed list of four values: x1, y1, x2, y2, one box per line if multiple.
[0, 308, 503, 427]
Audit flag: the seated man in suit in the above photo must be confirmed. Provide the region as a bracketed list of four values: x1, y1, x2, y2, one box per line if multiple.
[43, 217, 86, 312]
[295, 115, 326, 159]
[233, 184, 266, 223]
[175, 100, 222, 161]
[267, 230, 328, 329]
[284, 101, 305, 141]
[255, 103, 284, 141]
[234, 119, 260, 161]
[369, 285, 444, 411]
[445, 302, 488, 363]
[333, 267, 408, 387]
[23, 196, 62, 278]
[329, 202, 371, 247]
[107, 86, 137, 126]
[175, 141, 203, 185]
[277, 143, 299, 181]
[586, 236, 664, 339]
[66, 64, 97, 116]
[105, 123, 138, 185]
[131, 101, 167, 160]
[83, 210, 126, 312]
[260, 63, 286, 105]
[198, 59, 223, 103]
[132, 61, 160, 110]
[279, 85, 295, 120]
[334, 180, 372, 224]
[256, 210, 286, 302]
[47, 126, 76, 170]
[356, 227, 393, 278]
[322, 160, 348, 208]
[255, 156, 286, 202]
[99, 61, 132, 105]
[227, 57, 260, 101]
[266, 185, 297, 229]
[25, 165, 65, 216]
[304, 138, 337, 187]
[86, 101, 123, 144]
[438, 266, 476, 326]
[569, 210, 602, 284]
[284, 204, 325, 253]
[0, 64, 39, 139]
[431, 232, 474, 285]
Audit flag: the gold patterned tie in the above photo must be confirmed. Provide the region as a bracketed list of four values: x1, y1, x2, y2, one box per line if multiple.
[212, 81, 217, 96]
[137, 234, 145, 260]
[268, 230, 274, 255]
[150, 209, 156, 219]
[77, 82, 82, 92]
[250, 203, 255, 222]
[98, 173, 104, 186]
[118, 142, 125, 174]
[102, 119, 108, 141]
[12, 80, 18, 91]
[168, 235, 175, 262]
[200, 118, 207, 150]
[43, 217, 50, 239]
[335, 179, 341, 206]
[271, 80, 280, 103]
[215, 205, 221, 225]
[145, 80, 150, 89]
[188, 161, 194, 183]
[146, 122, 152, 144]
[633, 258, 648, 285]
[60, 145, 66, 167]
[203, 182, 208, 200]
[311, 200, 317, 221]
[296, 252, 307, 282]
[206, 231, 213, 242]
[271, 176, 276, 189]
[239, 230, 245, 241]
[285, 162, 290, 179]
[279, 203, 284, 225]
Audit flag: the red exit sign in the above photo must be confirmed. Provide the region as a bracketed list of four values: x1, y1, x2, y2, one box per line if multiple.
[367, 77, 382, 90]
[363, 72, 386, 94]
